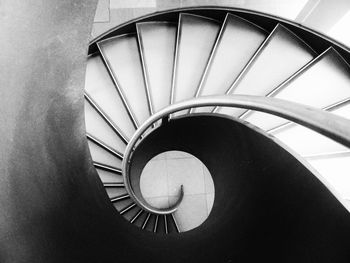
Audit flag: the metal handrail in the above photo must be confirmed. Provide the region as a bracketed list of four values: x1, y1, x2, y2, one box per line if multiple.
[122, 95, 350, 214]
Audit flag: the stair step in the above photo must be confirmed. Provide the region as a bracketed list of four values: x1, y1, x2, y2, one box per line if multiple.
[113, 198, 134, 214]
[106, 186, 127, 200]
[98, 34, 151, 126]
[217, 24, 316, 117]
[88, 141, 122, 168]
[137, 22, 177, 113]
[93, 162, 122, 175]
[308, 155, 350, 209]
[84, 100, 126, 154]
[132, 210, 149, 228]
[244, 48, 350, 131]
[273, 124, 349, 157]
[332, 100, 350, 118]
[267, 100, 350, 157]
[170, 213, 180, 233]
[122, 205, 140, 221]
[153, 214, 159, 233]
[143, 213, 156, 232]
[111, 193, 130, 203]
[193, 14, 267, 113]
[97, 169, 124, 184]
[85, 55, 135, 140]
[141, 212, 151, 230]
[104, 182, 125, 187]
[120, 203, 137, 215]
[172, 13, 220, 105]
[164, 215, 168, 234]
[130, 209, 143, 224]
[87, 134, 123, 160]
[156, 214, 168, 234]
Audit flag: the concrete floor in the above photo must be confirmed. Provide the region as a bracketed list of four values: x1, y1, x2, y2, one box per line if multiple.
[140, 151, 215, 231]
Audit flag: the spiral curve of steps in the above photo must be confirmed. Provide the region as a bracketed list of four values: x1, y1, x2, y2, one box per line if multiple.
[84, 8, 350, 234]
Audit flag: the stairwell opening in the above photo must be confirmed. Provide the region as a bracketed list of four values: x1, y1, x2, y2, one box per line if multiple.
[140, 150, 215, 232]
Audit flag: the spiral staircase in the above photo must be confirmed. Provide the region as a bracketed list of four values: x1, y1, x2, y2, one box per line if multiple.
[3, 1, 350, 261]
[84, 6, 350, 239]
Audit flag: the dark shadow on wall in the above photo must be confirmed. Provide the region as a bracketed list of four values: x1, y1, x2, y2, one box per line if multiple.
[124, 114, 350, 263]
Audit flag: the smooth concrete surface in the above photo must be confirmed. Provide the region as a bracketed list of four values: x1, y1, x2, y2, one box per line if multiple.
[0, 1, 122, 262]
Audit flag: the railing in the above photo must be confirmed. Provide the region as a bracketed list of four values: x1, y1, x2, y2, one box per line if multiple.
[122, 95, 350, 214]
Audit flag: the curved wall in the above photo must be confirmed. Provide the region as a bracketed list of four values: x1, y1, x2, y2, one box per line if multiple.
[127, 114, 350, 263]
[0, 1, 119, 262]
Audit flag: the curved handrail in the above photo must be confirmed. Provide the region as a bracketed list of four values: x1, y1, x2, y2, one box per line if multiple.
[122, 95, 350, 214]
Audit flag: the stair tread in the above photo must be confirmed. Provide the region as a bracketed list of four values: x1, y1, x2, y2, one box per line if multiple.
[94, 162, 122, 175]
[86, 133, 123, 160]
[84, 100, 126, 154]
[137, 22, 176, 113]
[85, 56, 135, 139]
[88, 141, 122, 168]
[275, 124, 349, 157]
[172, 13, 220, 104]
[267, 101, 350, 157]
[97, 169, 124, 184]
[98, 34, 151, 126]
[194, 14, 267, 113]
[244, 48, 350, 130]
[308, 155, 350, 203]
[217, 24, 316, 117]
